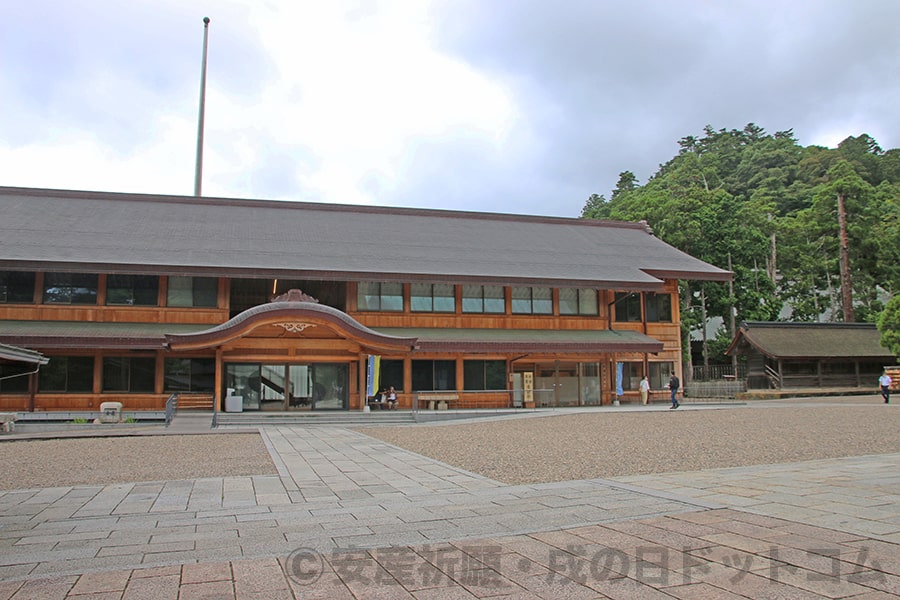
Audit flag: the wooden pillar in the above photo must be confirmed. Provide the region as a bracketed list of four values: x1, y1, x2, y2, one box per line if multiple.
[358, 354, 366, 411]
[215, 348, 223, 412]
[403, 356, 412, 395]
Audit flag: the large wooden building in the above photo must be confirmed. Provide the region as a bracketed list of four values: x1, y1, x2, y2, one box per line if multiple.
[0, 186, 730, 413]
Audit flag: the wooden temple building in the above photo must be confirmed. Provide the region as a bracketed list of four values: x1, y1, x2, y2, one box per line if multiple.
[0, 186, 730, 413]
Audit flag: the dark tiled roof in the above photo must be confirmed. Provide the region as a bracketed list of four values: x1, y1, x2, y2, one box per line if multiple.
[727, 321, 895, 360]
[0, 186, 730, 289]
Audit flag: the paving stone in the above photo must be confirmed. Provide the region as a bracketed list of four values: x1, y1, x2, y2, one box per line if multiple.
[68, 570, 130, 595]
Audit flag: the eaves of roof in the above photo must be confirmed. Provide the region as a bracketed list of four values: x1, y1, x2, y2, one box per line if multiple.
[0, 342, 49, 365]
[0, 321, 207, 350]
[374, 327, 664, 354]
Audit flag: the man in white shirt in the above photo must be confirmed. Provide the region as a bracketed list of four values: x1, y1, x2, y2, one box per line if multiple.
[879, 370, 892, 404]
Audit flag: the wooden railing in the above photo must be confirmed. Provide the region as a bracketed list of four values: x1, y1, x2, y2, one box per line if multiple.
[764, 364, 781, 388]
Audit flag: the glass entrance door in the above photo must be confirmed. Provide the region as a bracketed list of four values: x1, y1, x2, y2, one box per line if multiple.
[514, 361, 601, 407]
[225, 362, 349, 411]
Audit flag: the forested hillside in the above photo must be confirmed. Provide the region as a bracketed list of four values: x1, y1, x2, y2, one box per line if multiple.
[582, 124, 900, 361]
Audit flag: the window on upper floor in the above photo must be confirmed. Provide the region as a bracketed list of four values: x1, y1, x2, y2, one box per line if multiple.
[411, 283, 455, 313]
[43, 273, 98, 305]
[645, 292, 672, 322]
[511, 286, 552, 315]
[0, 271, 35, 303]
[559, 288, 598, 316]
[107, 275, 159, 306]
[357, 282, 403, 312]
[167, 276, 218, 308]
[614, 292, 642, 322]
[614, 291, 673, 323]
[102, 357, 156, 392]
[461, 284, 505, 314]
[38, 356, 94, 392]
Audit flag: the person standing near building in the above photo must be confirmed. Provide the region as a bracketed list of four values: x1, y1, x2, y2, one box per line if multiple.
[639, 375, 650, 405]
[668, 373, 680, 409]
[879, 370, 892, 404]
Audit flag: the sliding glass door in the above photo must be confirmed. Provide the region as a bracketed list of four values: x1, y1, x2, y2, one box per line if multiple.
[225, 362, 349, 410]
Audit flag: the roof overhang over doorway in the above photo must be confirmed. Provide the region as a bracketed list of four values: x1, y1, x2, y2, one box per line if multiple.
[165, 301, 418, 353]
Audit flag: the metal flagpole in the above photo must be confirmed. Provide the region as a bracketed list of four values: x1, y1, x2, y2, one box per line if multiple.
[194, 16, 211, 197]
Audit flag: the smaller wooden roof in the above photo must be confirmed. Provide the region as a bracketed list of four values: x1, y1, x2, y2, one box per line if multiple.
[165, 301, 418, 352]
[726, 321, 895, 361]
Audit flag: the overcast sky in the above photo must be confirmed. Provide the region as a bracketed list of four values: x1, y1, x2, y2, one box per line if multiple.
[1, 1, 897, 218]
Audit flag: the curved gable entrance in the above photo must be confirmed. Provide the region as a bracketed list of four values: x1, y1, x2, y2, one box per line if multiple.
[165, 291, 417, 411]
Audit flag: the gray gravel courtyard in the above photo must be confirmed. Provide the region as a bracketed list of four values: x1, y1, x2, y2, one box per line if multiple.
[362, 401, 900, 484]
[0, 398, 896, 490]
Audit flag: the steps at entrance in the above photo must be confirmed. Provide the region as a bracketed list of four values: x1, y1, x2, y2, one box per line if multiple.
[213, 411, 416, 427]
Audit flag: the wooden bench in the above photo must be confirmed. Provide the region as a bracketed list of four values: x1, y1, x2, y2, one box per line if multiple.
[417, 393, 459, 410]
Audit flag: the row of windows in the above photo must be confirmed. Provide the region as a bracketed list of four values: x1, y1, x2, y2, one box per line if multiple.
[0, 272, 218, 308]
[375, 359, 509, 392]
[0, 357, 216, 394]
[1, 357, 509, 394]
[2, 271, 673, 321]
[358, 283, 604, 316]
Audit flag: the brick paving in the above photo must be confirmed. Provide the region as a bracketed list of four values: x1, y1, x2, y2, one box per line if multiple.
[0, 408, 898, 598]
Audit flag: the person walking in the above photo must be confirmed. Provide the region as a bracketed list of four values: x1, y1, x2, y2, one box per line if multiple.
[668, 373, 680, 409]
[879, 370, 892, 404]
[639, 375, 650, 405]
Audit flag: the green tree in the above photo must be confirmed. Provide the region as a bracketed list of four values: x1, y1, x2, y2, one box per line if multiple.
[585, 124, 899, 362]
[581, 193, 610, 219]
[877, 295, 900, 358]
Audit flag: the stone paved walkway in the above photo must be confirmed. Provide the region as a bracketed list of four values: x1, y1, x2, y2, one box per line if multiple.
[1, 419, 898, 598]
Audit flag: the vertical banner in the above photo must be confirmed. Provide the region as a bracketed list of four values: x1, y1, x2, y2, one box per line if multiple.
[366, 355, 380, 397]
[616, 362, 624, 396]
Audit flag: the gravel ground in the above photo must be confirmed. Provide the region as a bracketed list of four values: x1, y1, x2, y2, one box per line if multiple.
[362, 403, 900, 484]
[1, 402, 896, 490]
[0, 434, 276, 491]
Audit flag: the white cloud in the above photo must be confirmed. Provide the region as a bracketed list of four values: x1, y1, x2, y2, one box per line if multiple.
[198, 2, 519, 206]
[0, 0, 897, 216]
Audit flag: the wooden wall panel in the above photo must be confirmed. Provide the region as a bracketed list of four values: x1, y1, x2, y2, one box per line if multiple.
[0, 396, 30, 411]
[0, 306, 227, 325]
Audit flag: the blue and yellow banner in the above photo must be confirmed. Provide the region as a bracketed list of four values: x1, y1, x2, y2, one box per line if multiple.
[366, 355, 380, 397]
